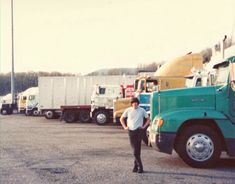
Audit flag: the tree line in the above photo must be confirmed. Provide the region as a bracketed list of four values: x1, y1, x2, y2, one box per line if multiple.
[0, 71, 76, 96]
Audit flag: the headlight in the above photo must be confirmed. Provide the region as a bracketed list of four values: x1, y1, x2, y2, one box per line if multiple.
[153, 118, 164, 128]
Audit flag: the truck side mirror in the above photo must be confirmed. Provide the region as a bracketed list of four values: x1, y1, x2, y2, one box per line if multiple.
[229, 63, 235, 91]
[230, 80, 235, 91]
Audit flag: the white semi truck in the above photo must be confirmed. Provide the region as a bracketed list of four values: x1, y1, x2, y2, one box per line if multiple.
[61, 84, 134, 125]
[25, 87, 39, 116]
[0, 93, 17, 115]
[17, 87, 39, 115]
[38, 75, 136, 123]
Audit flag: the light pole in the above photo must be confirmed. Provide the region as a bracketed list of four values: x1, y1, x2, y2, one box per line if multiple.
[11, 0, 15, 104]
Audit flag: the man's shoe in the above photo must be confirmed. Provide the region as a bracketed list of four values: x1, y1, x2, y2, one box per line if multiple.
[132, 166, 138, 173]
[137, 169, 144, 173]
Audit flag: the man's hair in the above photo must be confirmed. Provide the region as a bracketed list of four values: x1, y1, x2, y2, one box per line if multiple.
[130, 97, 139, 104]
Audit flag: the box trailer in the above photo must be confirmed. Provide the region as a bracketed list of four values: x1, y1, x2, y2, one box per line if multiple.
[38, 75, 136, 119]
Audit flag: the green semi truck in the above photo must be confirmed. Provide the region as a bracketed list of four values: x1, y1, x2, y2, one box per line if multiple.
[149, 56, 235, 168]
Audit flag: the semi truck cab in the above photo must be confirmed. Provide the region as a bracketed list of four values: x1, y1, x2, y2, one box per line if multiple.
[149, 56, 235, 168]
[91, 85, 124, 125]
[113, 53, 203, 123]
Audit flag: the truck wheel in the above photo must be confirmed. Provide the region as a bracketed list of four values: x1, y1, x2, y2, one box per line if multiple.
[32, 109, 39, 116]
[63, 111, 77, 123]
[78, 110, 90, 123]
[176, 125, 221, 168]
[7, 108, 13, 115]
[45, 111, 54, 119]
[1, 109, 8, 115]
[25, 110, 32, 116]
[94, 110, 109, 125]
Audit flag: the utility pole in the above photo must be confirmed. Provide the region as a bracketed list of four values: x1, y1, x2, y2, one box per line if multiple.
[11, 0, 15, 104]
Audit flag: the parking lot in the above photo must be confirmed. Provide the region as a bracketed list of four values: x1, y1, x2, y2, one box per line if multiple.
[0, 114, 235, 184]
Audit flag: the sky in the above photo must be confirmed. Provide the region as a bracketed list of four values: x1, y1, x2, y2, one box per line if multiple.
[1, 0, 235, 75]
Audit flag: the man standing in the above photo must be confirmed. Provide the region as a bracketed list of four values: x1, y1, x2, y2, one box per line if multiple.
[120, 97, 150, 173]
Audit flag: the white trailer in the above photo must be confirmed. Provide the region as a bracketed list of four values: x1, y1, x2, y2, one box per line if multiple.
[38, 75, 136, 119]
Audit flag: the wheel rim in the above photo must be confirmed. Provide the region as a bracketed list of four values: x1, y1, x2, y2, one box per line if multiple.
[33, 110, 38, 116]
[46, 111, 53, 118]
[186, 133, 214, 162]
[97, 113, 107, 124]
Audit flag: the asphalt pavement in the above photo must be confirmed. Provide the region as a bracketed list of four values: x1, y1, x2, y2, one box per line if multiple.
[0, 114, 235, 184]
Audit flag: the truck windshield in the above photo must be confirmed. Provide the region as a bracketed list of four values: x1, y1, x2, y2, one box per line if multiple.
[146, 81, 158, 92]
[29, 95, 35, 100]
[134, 79, 139, 91]
[99, 87, 106, 95]
[215, 65, 229, 85]
[137, 80, 145, 92]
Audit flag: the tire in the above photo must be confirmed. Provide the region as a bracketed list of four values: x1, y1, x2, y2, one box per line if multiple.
[78, 110, 90, 123]
[25, 110, 32, 116]
[94, 110, 109, 125]
[1, 109, 8, 115]
[176, 125, 221, 168]
[7, 108, 13, 115]
[63, 110, 77, 123]
[32, 109, 39, 116]
[1, 105, 13, 115]
[45, 110, 55, 119]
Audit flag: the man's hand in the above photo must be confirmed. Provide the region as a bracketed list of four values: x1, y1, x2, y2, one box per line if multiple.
[142, 117, 150, 129]
[124, 126, 129, 130]
[120, 116, 128, 130]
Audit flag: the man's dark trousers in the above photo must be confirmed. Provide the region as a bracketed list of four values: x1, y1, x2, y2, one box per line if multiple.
[128, 128, 144, 170]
